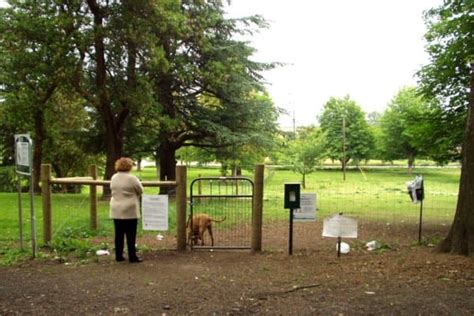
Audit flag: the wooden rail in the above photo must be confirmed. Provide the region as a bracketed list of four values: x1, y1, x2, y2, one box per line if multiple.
[41, 164, 187, 250]
[49, 179, 177, 187]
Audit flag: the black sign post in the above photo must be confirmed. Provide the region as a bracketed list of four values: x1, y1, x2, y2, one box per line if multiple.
[284, 183, 300, 255]
[407, 176, 424, 244]
[418, 197, 424, 244]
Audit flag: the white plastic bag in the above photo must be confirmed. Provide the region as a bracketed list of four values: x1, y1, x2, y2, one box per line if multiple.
[336, 241, 350, 254]
[366, 240, 378, 251]
[95, 250, 110, 256]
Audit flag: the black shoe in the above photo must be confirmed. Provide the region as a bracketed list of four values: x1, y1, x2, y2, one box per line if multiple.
[116, 257, 125, 262]
[129, 257, 143, 263]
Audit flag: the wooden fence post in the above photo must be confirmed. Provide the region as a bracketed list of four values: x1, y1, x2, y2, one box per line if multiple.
[252, 164, 264, 252]
[41, 164, 52, 244]
[176, 165, 187, 251]
[89, 165, 97, 230]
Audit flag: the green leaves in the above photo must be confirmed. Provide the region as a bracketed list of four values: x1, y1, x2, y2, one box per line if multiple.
[319, 96, 374, 165]
[379, 87, 429, 166]
[1, 1, 279, 182]
[416, 0, 471, 164]
[417, 0, 473, 112]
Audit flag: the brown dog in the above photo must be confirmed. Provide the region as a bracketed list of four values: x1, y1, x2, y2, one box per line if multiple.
[187, 214, 226, 246]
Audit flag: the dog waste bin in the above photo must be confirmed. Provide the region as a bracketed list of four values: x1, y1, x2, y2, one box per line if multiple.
[407, 176, 424, 203]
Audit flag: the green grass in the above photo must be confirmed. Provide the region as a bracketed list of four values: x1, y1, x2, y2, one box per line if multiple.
[0, 166, 460, 263]
[263, 167, 459, 222]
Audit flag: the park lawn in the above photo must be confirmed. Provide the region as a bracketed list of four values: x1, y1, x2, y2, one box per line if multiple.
[264, 166, 459, 222]
[0, 166, 460, 250]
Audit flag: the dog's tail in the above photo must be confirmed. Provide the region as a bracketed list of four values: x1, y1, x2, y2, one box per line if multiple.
[210, 216, 226, 223]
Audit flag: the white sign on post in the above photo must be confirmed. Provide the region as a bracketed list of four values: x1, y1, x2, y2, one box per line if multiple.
[322, 214, 358, 238]
[16, 142, 30, 167]
[142, 195, 168, 231]
[294, 193, 317, 221]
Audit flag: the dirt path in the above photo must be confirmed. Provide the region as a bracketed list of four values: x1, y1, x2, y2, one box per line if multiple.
[1, 221, 473, 315]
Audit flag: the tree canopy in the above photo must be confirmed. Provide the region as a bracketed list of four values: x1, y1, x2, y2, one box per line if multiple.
[417, 0, 474, 256]
[281, 126, 326, 188]
[318, 95, 374, 169]
[379, 87, 432, 171]
[0, 0, 279, 194]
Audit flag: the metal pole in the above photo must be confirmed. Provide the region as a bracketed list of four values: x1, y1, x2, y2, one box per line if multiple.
[418, 199, 423, 244]
[41, 164, 52, 244]
[292, 110, 296, 134]
[289, 208, 294, 255]
[89, 165, 97, 230]
[342, 116, 346, 181]
[17, 174, 23, 250]
[29, 168, 36, 258]
[337, 237, 341, 258]
[27, 137, 36, 258]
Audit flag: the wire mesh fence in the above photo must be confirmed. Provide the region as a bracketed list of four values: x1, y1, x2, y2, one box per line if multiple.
[262, 167, 458, 246]
[266, 168, 457, 223]
[1, 166, 460, 254]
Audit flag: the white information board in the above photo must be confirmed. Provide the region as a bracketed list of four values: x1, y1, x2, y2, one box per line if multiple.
[322, 214, 358, 238]
[294, 193, 317, 221]
[16, 142, 30, 167]
[142, 195, 168, 231]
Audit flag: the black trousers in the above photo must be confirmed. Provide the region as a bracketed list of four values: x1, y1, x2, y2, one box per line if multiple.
[113, 219, 138, 261]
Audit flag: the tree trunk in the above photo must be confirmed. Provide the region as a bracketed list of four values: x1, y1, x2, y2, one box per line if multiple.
[136, 157, 142, 172]
[407, 154, 415, 175]
[234, 166, 242, 176]
[340, 156, 350, 181]
[102, 127, 123, 198]
[33, 107, 45, 194]
[87, 0, 127, 198]
[154, 154, 160, 179]
[51, 162, 66, 193]
[158, 140, 177, 194]
[439, 64, 474, 256]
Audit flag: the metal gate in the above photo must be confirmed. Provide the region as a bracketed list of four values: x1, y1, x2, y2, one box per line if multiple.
[189, 177, 254, 250]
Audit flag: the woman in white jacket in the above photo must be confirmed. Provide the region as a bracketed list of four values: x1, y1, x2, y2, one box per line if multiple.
[110, 157, 144, 263]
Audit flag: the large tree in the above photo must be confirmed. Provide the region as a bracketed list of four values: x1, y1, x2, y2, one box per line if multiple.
[318, 96, 374, 173]
[379, 87, 431, 173]
[71, 0, 159, 195]
[0, 1, 78, 191]
[139, 1, 278, 186]
[418, 0, 474, 255]
[1, 1, 278, 196]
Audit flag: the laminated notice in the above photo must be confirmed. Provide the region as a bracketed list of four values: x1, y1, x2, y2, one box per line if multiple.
[142, 195, 168, 231]
[322, 214, 358, 238]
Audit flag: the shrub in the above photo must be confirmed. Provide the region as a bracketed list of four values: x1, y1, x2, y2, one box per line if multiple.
[0, 166, 19, 192]
[49, 227, 95, 261]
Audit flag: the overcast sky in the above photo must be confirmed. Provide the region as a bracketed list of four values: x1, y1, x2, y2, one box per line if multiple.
[0, 0, 442, 129]
[225, 0, 442, 129]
